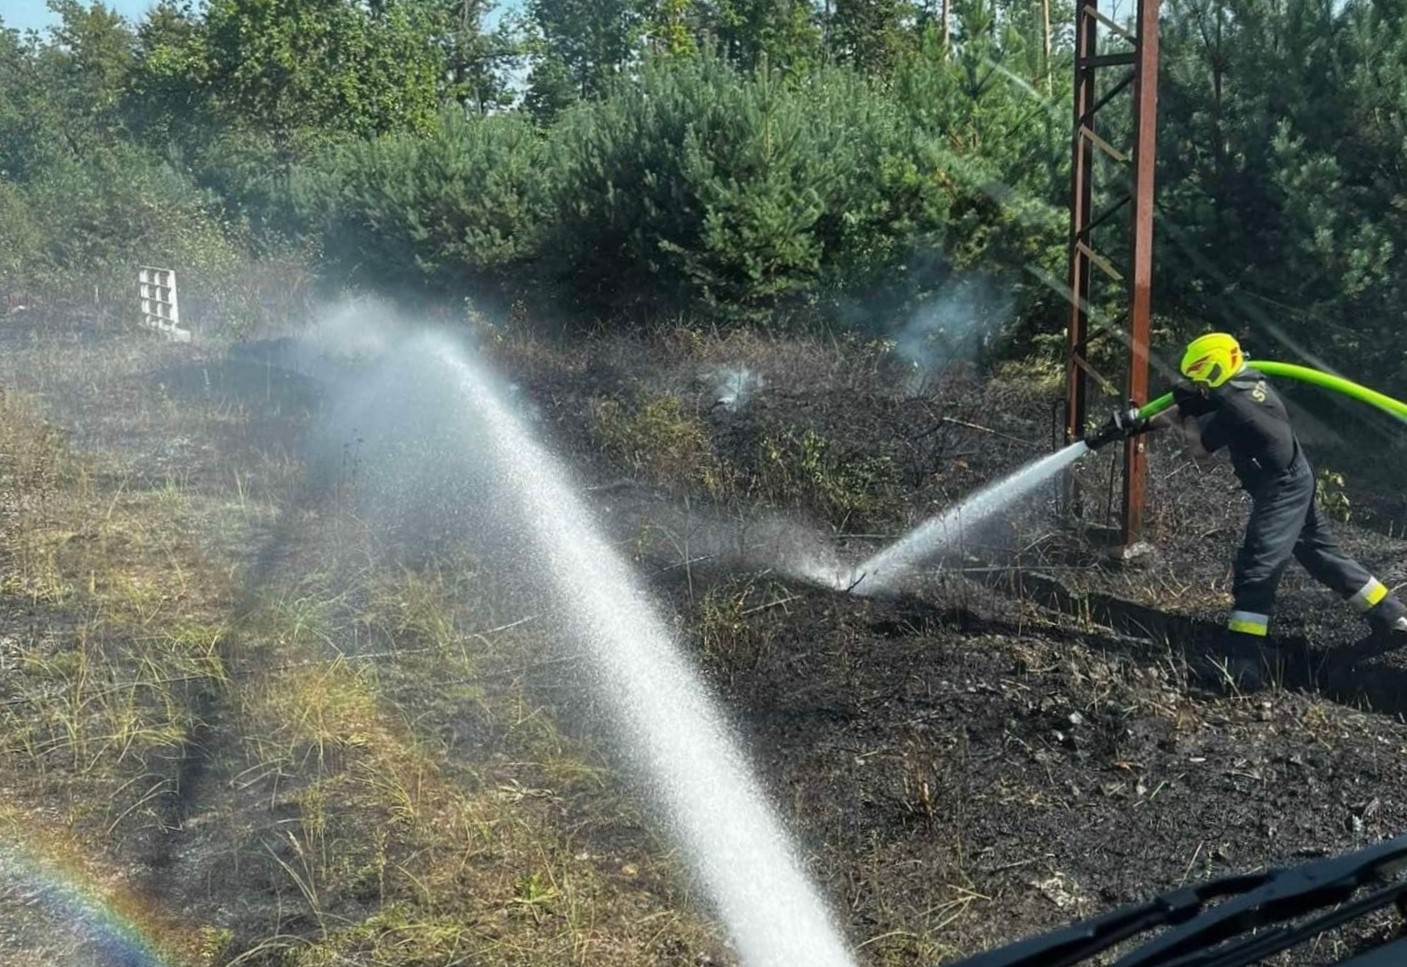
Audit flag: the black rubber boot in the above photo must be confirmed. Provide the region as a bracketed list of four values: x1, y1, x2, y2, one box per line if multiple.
[1196, 631, 1268, 693]
[1367, 596, 1407, 644]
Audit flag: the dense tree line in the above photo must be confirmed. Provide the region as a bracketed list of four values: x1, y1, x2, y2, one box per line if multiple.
[1, 0, 1405, 386]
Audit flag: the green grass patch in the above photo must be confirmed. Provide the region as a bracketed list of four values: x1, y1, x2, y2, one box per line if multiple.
[756, 427, 900, 531]
[591, 392, 732, 497]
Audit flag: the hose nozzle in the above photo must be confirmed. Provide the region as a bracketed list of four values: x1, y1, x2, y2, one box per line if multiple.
[1084, 402, 1146, 451]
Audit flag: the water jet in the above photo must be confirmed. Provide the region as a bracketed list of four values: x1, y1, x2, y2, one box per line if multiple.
[319, 325, 856, 967]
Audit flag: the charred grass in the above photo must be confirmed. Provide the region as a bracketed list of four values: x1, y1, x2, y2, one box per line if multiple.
[0, 328, 727, 966]
[3, 316, 1407, 967]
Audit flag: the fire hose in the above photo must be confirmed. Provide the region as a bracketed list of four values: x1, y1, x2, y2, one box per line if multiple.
[1086, 360, 1407, 451]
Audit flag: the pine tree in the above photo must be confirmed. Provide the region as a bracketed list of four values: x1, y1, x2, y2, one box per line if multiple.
[318, 111, 548, 290]
[524, 52, 579, 121]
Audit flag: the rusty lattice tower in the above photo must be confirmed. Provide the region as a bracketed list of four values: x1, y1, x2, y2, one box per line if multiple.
[1064, 0, 1161, 544]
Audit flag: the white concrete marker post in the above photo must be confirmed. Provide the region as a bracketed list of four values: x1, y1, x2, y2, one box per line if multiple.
[137, 267, 192, 343]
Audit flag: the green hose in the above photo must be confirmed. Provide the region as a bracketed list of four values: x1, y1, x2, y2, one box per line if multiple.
[1137, 360, 1407, 422]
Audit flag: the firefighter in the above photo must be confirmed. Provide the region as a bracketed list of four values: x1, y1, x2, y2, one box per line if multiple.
[1139, 333, 1407, 688]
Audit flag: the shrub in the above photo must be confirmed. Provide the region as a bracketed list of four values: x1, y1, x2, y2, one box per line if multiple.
[306, 110, 549, 293]
[544, 50, 1068, 335]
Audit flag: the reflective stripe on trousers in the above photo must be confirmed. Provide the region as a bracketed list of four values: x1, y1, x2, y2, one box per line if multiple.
[1228, 610, 1270, 637]
[1350, 577, 1390, 612]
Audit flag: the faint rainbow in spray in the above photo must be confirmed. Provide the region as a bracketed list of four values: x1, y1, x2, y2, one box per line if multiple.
[0, 838, 175, 967]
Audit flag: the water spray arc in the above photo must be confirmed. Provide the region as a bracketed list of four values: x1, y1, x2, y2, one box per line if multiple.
[848, 441, 1090, 594]
[329, 330, 855, 967]
[847, 361, 1407, 596]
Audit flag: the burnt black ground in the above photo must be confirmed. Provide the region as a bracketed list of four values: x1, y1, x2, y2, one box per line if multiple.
[540, 329, 1407, 962]
[779, 588, 1407, 961]
[5, 313, 1407, 964]
[633, 562, 1407, 962]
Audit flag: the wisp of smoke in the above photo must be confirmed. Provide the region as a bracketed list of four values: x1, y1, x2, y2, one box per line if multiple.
[893, 277, 1015, 392]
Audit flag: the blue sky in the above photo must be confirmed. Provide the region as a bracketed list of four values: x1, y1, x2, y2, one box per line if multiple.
[3, 0, 521, 35]
[4, 0, 158, 33]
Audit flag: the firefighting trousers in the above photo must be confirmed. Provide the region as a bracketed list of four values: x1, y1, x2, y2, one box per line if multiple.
[1228, 455, 1388, 638]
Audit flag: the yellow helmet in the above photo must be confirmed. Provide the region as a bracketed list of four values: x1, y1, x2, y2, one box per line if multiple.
[1180, 332, 1244, 388]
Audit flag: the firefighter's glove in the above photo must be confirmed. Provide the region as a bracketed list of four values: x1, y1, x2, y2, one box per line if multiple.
[1172, 381, 1208, 415]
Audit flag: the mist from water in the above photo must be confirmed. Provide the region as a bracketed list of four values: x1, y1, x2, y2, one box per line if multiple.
[598, 492, 852, 590]
[312, 318, 855, 967]
[850, 442, 1089, 594]
[705, 364, 764, 412]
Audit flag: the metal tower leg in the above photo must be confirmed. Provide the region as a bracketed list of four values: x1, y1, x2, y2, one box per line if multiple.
[1064, 0, 1161, 546]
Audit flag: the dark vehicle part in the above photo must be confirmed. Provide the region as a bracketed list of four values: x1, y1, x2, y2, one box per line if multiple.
[948, 833, 1407, 967]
